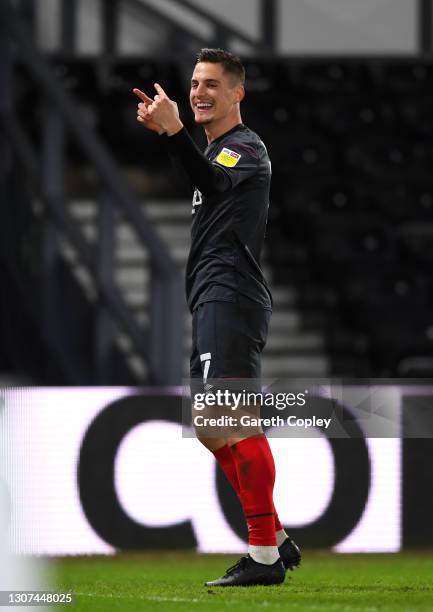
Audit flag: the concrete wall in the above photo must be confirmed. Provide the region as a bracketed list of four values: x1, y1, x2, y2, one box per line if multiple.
[35, 0, 418, 55]
[280, 0, 417, 54]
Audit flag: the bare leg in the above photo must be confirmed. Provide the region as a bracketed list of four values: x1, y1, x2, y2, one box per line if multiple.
[196, 436, 228, 452]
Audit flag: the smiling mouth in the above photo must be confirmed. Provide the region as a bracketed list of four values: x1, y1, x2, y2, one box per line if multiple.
[195, 102, 213, 112]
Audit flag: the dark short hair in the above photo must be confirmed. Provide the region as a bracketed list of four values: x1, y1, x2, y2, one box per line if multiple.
[196, 48, 245, 85]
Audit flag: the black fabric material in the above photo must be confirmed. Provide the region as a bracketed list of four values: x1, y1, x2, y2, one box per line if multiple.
[165, 124, 273, 313]
[165, 127, 230, 194]
[189, 300, 271, 380]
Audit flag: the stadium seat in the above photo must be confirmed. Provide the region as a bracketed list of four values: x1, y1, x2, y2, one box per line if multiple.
[379, 61, 433, 94]
[294, 61, 376, 94]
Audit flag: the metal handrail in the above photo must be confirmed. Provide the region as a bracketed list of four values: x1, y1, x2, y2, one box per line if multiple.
[164, 0, 270, 52]
[125, 0, 209, 50]
[122, 0, 270, 54]
[2, 113, 147, 345]
[56, 0, 272, 56]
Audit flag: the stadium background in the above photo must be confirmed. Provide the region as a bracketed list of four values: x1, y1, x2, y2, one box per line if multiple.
[1, 0, 433, 595]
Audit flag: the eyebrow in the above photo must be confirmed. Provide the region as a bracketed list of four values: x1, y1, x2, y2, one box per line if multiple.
[191, 78, 220, 85]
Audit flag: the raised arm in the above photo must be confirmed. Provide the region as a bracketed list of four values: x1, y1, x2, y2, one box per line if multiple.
[134, 84, 230, 195]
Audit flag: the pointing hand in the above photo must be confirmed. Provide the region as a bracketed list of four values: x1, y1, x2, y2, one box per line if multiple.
[144, 83, 183, 137]
[133, 87, 165, 134]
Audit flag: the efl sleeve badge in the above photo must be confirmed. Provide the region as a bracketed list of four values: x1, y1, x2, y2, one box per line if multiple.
[215, 147, 242, 168]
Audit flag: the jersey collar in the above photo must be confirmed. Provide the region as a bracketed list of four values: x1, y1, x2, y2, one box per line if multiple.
[206, 123, 245, 150]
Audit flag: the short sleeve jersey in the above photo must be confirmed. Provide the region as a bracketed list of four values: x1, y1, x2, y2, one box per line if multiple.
[186, 123, 273, 313]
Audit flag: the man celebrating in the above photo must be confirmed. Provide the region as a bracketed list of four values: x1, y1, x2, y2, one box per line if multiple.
[134, 48, 300, 587]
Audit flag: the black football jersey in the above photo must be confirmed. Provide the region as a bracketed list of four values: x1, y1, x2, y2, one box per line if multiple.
[186, 124, 272, 311]
[166, 124, 273, 313]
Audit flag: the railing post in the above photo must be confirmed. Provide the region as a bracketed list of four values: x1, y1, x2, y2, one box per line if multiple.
[17, 0, 36, 44]
[213, 24, 228, 50]
[170, 24, 187, 55]
[261, 0, 277, 53]
[95, 190, 116, 383]
[60, 0, 76, 53]
[419, 0, 433, 54]
[0, 13, 13, 296]
[41, 105, 66, 365]
[0, 9, 12, 118]
[102, 0, 120, 55]
[150, 268, 184, 385]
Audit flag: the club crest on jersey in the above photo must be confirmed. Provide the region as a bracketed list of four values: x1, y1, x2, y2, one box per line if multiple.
[215, 147, 241, 168]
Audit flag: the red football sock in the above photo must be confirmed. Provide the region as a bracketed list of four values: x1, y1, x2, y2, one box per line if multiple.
[213, 442, 283, 534]
[230, 435, 277, 546]
[213, 445, 241, 495]
[274, 506, 283, 532]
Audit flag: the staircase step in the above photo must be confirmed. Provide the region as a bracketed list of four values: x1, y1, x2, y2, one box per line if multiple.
[266, 332, 323, 351]
[268, 311, 301, 331]
[262, 355, 328, 377]
[65, 198, 328, 379]
[142, 200, 191, 221]
[114, 267, 150, 287]
[153, 223, 190, 246]
[112, 222, 188, 248]
[271, 286, 298, 307]
[68, 199, 97, 219]
[181, 355, 328, 378]
[115, 243, 187, 264]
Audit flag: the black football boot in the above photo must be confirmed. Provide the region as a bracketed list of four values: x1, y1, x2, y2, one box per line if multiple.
[278, 537, 301, 571]
[205, 554, 285, 587]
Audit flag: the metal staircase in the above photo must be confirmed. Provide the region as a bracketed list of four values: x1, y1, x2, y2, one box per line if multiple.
[69, 198, 329, 379]
[1, 1, 183, 384]
[1, 0, 328, 382]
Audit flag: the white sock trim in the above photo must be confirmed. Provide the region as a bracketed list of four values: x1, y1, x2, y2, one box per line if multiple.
[248, 545, 280, 565]
[276, 529, 288, 547]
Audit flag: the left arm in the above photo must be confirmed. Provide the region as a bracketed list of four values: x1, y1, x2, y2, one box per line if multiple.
[134, 84, 231, 194]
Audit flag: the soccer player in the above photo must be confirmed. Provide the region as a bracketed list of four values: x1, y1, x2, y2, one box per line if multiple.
[133, 48, 300, 587]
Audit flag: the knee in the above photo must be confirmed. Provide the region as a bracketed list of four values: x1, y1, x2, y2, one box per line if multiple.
[196, 436, 227, 452]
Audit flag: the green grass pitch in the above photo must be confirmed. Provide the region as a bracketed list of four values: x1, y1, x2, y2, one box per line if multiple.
[56, 551, 433, 611]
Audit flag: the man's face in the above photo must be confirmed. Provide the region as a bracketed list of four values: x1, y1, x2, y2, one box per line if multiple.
[190, 62, 243, 126]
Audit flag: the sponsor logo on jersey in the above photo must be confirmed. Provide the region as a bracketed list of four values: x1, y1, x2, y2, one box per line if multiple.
[215, 147, 241, 168]
[192, 187, 203, 215]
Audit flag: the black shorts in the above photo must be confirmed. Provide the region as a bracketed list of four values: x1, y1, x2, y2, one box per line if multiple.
[190, 300, 271, 384]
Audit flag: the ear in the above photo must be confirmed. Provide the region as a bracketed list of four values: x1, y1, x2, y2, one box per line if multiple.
[236, 84, 245, 104]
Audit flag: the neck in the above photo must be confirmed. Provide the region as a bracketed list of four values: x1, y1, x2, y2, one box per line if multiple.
[204, 111, 243, 144]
